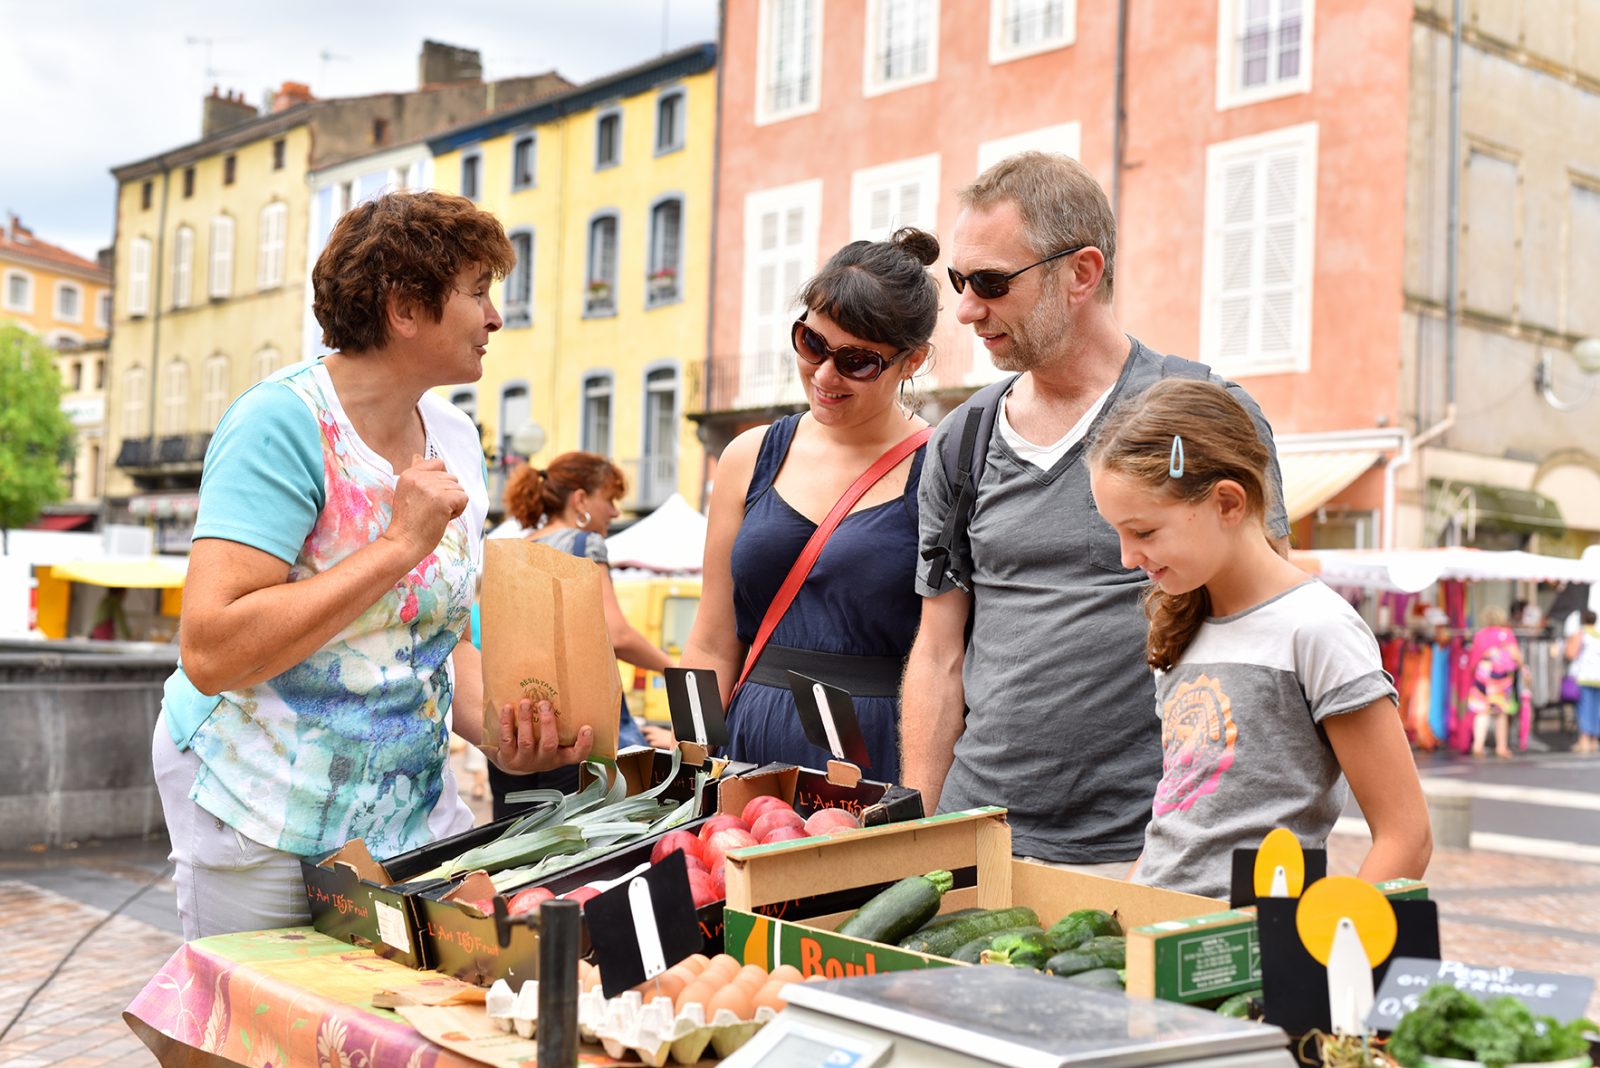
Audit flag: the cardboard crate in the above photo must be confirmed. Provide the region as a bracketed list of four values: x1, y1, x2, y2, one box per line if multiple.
[1123, 876, 1430, 1004]
[722, 807, 1222, 981]
[302, 745, 733, 972]
[419, 759, 925, 986]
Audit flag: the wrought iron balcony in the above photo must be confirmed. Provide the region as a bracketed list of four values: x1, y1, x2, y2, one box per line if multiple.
[115, 433, 212, 472]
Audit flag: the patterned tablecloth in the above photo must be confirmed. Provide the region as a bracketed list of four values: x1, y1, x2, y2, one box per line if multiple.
[124, 927, 485, 1068]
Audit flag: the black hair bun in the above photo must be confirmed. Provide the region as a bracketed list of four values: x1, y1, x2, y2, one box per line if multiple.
[891, 226, 940, 267]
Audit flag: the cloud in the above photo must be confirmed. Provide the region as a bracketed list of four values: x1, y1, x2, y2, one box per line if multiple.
[0, 0, 719, 260]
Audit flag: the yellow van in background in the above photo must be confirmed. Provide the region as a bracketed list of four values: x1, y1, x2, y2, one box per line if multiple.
[613, 574, 701, 723]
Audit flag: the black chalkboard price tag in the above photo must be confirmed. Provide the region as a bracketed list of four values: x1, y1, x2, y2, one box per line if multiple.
[1366, 957, 1596, 1033]
[664, 667, 729, 748]
[584, 849, 703, 999]
[786, 671, 871, 770]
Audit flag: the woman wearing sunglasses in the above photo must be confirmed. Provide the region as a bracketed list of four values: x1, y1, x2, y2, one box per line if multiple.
[682, 228, 939, 782]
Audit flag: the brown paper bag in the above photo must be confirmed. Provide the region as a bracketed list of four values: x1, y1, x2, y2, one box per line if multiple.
[479, 539, 620, 759]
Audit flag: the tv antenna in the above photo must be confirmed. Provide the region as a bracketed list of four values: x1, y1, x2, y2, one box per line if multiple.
[319, 49, 351, 92]
[185, 34, 243, 89]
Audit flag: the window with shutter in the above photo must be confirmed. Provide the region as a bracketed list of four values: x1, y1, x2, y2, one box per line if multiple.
[648, 199, 683, 305]
[172, 227, 194, 309]
[582, 374, 613, 455]
[209, 215, 234, 298]
[123, 366, 147, 437]
[129, 239, 151, 316]
[512, 135, 536, 189]
[163, 359, 189, 435]
[586, 215, 619, 316]
[1216, 0, 1313, 110]
[758, 0, 821, 123]
[741, 180, 821, 406]
[253, 346, 279, 382]
[1567, 182, 1600, 339]
[259, 203, 287, 289]
[641, 367, 678, 507]
[55, 283, 81, 323]
[866, 0, 938, 94]
[850, 154, 940, 242]
[990, 0, 1074, 63]
[505, 230, 534, 327]
[1200, 122, 1317, 376]
[1462, 148, 1519, 319]
[201, 354, 231, 428]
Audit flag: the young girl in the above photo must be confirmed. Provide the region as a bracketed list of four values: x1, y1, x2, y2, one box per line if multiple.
[1088, 379, 1432, 900]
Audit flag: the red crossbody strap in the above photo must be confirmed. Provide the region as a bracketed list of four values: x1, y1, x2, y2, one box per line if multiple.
[732, 426, 934, 701]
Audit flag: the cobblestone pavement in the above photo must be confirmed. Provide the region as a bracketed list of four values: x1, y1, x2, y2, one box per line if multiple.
[4, 752, 1599, 1066]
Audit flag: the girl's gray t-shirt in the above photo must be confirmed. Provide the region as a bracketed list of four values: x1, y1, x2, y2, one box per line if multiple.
[1132, 580, 1398, 900]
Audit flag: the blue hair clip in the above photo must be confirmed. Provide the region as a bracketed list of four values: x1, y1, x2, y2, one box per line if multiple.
[1169, 435, 1185, 478]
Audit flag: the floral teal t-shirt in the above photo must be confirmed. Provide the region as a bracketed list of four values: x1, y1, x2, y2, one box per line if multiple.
[162, 360, 487, 858]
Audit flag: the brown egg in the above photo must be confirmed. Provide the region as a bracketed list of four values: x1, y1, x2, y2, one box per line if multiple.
[676, 979, 714, 1014]
[706, 982, 755, 1022]
[734, 964, 768, 988]
[705, 955, 740, 984]
[753, 979, 789, 1014]
[648, 971, 686, 1004]
[679, 953, 711, 976]
[803, 973, 828, 982]
[770, 964, 803, 985]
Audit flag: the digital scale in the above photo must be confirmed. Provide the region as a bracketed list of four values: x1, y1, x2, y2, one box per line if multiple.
[720, 967, 1297, 1068]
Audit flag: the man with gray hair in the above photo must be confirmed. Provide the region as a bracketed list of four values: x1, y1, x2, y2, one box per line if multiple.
[900, 152, 1289, 869]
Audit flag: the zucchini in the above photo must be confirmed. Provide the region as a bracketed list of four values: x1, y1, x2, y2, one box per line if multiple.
[1081, 936, 1126, 970]
[835, 870, 954, 945]
[1063, 967, 1124, 990]
[1046, 909, 1123, 951]
[909, 907, 986, 935]
[897, 905, 1041, 956]
[1043, 948, 1102, 977]
[981, 929, 1054, 969]
[1216, 990, 1264, 1020]
[952, 925, 1042, 964]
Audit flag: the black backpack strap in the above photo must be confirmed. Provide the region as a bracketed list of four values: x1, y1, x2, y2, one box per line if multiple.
[920, 376, 1015, 593]
[1160, 354, 1211, 381]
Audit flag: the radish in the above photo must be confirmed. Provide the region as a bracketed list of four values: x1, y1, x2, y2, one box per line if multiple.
[461, 897, 495, 915]
[702, 827, 758, 869]
[506, 886, 555, 917]
[803, 808, 860, 836]
[564, 886, 603, 907]
[761, 825, 809, 845]
[651, 830, 704, 865]
[740, 794, 792, 826]
[750, 808, 806, 842]
[697, 814, 750, 841]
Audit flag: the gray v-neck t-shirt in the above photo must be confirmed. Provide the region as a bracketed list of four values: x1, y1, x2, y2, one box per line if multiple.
[915, 338, 1290, 863]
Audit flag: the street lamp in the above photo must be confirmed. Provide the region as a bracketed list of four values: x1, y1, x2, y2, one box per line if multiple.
[511, 420, 546, 458]
[1534, 337, 1600, 411]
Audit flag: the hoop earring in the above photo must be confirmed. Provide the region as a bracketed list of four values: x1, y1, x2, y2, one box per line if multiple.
[577, 508, 592, 527]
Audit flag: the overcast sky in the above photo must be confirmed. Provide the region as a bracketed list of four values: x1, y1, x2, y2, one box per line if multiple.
[0, 0, 720, 262]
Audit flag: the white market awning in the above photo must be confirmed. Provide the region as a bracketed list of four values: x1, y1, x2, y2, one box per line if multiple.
[1277, 449, 1382, 522]
[1293, 547, 1600, 593]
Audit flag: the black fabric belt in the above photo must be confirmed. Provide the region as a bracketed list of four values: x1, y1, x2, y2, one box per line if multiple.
[747, 644, 906, 698]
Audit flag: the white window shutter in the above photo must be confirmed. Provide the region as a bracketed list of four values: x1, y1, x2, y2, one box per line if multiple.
[129, 239, 150, 315]
[210, 217, 234, 298]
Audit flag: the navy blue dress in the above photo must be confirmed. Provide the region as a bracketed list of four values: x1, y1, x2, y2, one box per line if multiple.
[726, 414, 924, 783]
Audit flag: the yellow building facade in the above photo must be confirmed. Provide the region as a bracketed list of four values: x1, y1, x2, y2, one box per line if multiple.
[1, 216, 114, 514]
[429, 44, 716, 516]
[105, 119, 314, 540]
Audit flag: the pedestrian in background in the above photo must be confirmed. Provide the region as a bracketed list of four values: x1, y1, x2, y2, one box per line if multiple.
[89, 586, 130, 641]
[484, 454, 673, 818]
[1466, 605, 1523, 759]
[153, 191, 592, 939]
[1567, 609, 1600, 753]
[682, 228, 938, 783]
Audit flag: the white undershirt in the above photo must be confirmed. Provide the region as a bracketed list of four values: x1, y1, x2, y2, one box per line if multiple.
[997, 383, 1114, 471]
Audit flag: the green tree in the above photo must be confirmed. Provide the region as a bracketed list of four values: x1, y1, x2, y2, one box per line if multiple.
[0, 324, 76, 554]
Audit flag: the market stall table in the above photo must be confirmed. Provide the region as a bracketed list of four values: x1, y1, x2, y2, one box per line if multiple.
[121, 927, 662, 1067]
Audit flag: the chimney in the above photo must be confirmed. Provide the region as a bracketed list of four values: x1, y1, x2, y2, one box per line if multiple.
[273, 81, 316, 113]
[202, 85, 259, 138]
[418, 40, 483, 87]
[8, 214, 34, 244]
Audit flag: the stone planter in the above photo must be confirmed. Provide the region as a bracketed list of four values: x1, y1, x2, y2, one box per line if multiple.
[0, 638, 176, 848]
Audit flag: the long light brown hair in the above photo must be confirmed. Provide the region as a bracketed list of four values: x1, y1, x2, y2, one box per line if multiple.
[1088, 378, 1283, 671]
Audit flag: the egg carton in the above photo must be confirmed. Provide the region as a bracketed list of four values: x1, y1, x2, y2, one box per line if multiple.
[485, 979, 775, 1066]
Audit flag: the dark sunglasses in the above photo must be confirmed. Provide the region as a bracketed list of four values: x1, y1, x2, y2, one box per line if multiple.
[946, 243, 1090, 299]
[791, 319, 910, 383]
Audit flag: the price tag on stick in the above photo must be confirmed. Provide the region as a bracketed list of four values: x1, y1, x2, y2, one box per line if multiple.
[785, 671, 871, 769]
[1367, 959, 1594, 1034]
[664, 668, 729, 748]
[585, 849, 703, 999]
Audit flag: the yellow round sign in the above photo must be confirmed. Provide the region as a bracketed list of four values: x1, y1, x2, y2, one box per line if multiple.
[1295, 877, 1397, 967]
[1253, 828, 1306, 899]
